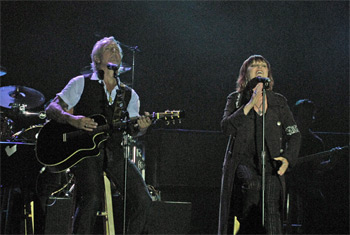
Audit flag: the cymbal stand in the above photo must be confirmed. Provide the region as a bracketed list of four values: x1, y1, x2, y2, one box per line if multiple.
[131, 49, 136, 88]
[10, 103, 46, 119]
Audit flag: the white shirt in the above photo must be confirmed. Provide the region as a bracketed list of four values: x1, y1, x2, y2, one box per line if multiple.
[57, 73, 140, 118]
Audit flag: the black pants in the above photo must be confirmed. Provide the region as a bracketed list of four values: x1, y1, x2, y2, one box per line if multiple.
[234, 164, 282, 235]
[72, 146, 152, 234]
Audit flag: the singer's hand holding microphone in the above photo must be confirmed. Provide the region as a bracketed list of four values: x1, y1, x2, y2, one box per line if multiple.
[246, 76, 271, 91]
[252, 83, 263, 105]
[249, 77, 271, 104]
[244, 77, 270, 115]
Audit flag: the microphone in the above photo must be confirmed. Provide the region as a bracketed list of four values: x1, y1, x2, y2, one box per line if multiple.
[255, 76, 270, 84]
[107, 63, 119, 70]
[246, 76, 271, 90]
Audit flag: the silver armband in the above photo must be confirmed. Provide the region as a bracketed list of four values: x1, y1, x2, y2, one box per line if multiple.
[285, 125, 299, 136]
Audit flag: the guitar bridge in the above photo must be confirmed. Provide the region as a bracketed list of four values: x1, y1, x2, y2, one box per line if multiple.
[63, 133, 67, 142]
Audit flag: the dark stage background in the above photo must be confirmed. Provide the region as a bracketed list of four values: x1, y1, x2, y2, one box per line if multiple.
[1, 1, 349, 234]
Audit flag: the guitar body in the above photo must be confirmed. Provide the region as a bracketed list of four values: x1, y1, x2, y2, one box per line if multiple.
[35, 114, 109, 172]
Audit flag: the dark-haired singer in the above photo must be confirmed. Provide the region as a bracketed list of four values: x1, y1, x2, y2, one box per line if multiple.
[46, 36, 152, 234]
[218, 55, 301, 234]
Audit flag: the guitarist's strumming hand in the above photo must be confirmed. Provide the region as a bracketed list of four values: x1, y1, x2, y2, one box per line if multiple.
[46, 96, 98, 132]
[274, 157, 289, 176]
[68, 115, 98, 132]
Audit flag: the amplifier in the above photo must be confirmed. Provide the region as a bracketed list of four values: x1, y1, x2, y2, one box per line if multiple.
[148, 201, 192, 234]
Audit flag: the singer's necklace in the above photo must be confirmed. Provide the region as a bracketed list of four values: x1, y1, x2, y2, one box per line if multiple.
[255, 103, 263, 116]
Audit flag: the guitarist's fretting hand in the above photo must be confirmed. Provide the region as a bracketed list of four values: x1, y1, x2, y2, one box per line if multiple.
[136, 112, 152, 135]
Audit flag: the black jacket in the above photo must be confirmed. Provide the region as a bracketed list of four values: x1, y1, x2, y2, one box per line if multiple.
[218, 90, 301, 234]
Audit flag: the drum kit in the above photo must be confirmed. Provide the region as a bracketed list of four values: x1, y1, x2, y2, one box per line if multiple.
[0, 67, 47, 143]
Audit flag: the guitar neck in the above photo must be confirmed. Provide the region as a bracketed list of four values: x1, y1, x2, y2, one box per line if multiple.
[116, 111, 184, 125]
[65, 110, 184, 139]
[296, 145, 349, 165]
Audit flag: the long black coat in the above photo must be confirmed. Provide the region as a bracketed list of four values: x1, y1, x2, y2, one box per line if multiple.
[218, 90, 301, 234]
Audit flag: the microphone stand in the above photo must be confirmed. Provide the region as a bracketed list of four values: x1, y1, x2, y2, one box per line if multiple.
[116, 42, 141, 234]
[246, 77, 270, 228]
[111, 69, 129, 235]
[122, 131, 131, 235]
[261, 85, 267, 227]
[118, 41, 140, 88]
[131, 50, 136, 88]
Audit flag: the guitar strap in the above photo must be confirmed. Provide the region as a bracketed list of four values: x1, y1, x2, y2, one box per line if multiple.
[112, 86, 128, 123]
[112, 85, 132, 127]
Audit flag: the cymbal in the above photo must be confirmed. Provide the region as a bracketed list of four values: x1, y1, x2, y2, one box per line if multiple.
[80, 63, 132, 75]
[0, 86, 45, 109]
[0, 66, 7, 76]
[80, 65, 93, 75]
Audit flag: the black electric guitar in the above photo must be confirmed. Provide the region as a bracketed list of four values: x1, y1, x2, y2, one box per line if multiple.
[35, 110, 184, 172]
[295, 145, 348, 166]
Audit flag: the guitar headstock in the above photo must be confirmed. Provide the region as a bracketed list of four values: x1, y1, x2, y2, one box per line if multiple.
[151, 110, 185, 125]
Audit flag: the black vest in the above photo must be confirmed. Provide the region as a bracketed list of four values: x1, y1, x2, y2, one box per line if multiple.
[74, 73, 132, 124]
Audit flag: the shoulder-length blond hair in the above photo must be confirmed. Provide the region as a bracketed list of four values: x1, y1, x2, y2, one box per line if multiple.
[236, 55, 274, 92]
[90, 36, 123, 72]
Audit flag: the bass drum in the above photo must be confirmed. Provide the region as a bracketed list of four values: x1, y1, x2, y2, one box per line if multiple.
[12, 124, 43, 143]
